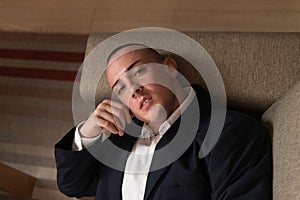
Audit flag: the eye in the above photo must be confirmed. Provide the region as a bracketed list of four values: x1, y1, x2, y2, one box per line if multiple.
[134, 67, 145, 78]
[117, 85, 125, 95]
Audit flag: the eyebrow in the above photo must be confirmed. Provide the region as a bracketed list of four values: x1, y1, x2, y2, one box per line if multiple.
[111, 59, 142, 89]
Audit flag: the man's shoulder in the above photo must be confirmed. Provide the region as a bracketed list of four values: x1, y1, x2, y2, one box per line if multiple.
[193, 104, 270, 159]
[218, 108, 270, 153]
[225, 109, 259, 126]
[224, 109, 267, 134]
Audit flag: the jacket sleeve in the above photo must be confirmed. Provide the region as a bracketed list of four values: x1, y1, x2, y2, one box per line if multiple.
[206, 115, 272, 200]
[54, 127, 100, 198]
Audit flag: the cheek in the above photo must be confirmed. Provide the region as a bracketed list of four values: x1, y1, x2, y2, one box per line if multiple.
[149, 85, 173, 98]
[128, 99, 138, 112]
[137, 69, 171, 87]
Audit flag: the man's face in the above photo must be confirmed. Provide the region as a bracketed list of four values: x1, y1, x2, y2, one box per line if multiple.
[106, 49, 179, 124]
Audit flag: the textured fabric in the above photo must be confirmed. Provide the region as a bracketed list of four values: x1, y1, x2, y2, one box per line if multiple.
[82, 32, 300, 116]
[262, 81, 300, 200]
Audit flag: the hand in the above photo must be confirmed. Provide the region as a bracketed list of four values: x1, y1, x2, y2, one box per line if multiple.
[80, 99, 132, 138]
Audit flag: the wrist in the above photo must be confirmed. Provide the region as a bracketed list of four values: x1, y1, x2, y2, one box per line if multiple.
[79, 122, 102, 138]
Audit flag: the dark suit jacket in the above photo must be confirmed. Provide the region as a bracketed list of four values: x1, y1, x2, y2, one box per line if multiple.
[55, 85, 272, 200]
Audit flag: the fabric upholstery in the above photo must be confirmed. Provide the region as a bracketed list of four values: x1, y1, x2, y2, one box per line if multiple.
[82, 32, 299, 116]
[262, 81, 300, 200]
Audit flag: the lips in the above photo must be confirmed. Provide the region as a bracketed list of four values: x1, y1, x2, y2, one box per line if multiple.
[139, 96, 153, 111]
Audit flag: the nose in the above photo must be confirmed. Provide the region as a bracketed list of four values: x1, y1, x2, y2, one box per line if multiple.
[130, 85, 143, 98]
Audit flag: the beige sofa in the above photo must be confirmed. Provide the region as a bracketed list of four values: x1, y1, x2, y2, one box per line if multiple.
[80, 32, 300, 199]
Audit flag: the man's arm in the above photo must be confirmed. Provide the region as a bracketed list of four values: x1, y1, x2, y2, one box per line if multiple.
[54, 127, 100, 198]
[206, 114, 272, 199]
[54, 99, 132, 198]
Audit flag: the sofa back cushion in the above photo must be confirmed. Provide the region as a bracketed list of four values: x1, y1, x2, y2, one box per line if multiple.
[82, 32, 299, 116]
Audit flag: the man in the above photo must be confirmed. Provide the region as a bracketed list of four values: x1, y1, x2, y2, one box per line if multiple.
[55, 44, 272, 199]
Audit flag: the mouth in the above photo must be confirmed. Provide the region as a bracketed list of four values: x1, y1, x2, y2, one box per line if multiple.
[139, 97, 153, 111]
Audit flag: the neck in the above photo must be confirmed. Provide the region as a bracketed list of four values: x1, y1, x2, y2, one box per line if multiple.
[169, 82, 188, 117]
[148, 84, 188, 134]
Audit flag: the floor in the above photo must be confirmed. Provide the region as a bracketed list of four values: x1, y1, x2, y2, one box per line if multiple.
[0, 32, 88, 200]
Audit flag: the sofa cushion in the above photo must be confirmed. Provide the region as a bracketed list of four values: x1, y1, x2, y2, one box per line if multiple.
[82, 32, 299, 117]
[262, 81, 300, 200]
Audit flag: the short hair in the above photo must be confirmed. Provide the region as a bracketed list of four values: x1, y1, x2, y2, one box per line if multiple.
[106, 43, 163, 64]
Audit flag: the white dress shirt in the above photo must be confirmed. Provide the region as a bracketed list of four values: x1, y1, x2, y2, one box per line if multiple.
[73, 87, 195, 200]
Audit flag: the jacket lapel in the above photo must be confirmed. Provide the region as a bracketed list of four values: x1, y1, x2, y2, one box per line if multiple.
[144, 87, 205, 199]
[143, 120, 179, 199]
[144, 165, 172, 199]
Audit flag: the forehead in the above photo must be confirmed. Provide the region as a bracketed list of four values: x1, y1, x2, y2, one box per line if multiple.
[107, 45, 161, 69]
[107, 44, 152, 64]
[105, 49, 158, 86]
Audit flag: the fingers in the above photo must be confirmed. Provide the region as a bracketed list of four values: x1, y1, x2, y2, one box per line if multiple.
[106, 100, 132, 124]
[102, 100, 131, 124]
[97, 118, 123, 136]
[95, 99, 131, 136]
[95, 110, 123, 134]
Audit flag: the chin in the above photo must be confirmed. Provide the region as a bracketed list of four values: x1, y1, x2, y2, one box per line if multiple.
[134, 114, 150, 124]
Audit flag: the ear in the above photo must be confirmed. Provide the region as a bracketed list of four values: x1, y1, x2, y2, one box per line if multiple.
[162, 57, 178, 78]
